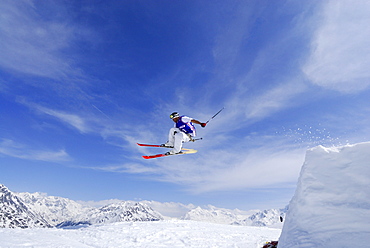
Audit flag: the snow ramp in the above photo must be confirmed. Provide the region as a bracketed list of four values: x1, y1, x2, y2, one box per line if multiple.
[278, 142, 370, 247]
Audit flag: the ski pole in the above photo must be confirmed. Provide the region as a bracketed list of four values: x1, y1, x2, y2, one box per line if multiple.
[205, 107, 224, 124]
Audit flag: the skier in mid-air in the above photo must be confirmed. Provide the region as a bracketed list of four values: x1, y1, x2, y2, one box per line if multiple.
[162, 112, 207, 155]
[137, 108, 223, 159]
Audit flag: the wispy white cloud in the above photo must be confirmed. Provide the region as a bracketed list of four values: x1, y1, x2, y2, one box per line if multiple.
[303, 0, 370, 93]
[18, 99, 91, 134]
[97, 162, 158, 174]
[196, 2, 312, 128]
[35, 105, 90, 134]
[186, 147, 304, 193]
[18, 97, 149, 154]
[0, 0, 83, 80]
[0, 138, 71, 162]
[206, 0, 370, 135]
[232, 80, 307, 122]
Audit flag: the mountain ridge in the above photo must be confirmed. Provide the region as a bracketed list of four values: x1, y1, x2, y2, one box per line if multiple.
[0, 183, 285, 228]
[1, 184, 164, 228]
[0, 184, 50, 228]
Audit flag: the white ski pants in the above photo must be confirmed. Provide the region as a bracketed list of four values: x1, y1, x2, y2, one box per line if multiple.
[167, 128, 191, 153]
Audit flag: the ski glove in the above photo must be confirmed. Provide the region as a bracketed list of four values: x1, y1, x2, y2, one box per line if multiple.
[200, 123, 207, 127]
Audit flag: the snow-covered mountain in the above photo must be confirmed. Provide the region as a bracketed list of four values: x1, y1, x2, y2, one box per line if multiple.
[182, 206, 243, 224]
[182, 205, 286, 226]
[58, 201, 164, 227]
[0, 184, 50, 228]
[16, 192, 90, 226]
[1, 185, 164, 228]
[233, 206, 287, 228]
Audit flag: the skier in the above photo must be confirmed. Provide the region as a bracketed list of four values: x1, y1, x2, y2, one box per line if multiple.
[162, 112, 207, 155]
[137, 108, 223, 159]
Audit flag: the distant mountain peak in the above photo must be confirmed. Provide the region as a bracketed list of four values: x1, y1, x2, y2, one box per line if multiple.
[61, 201, 164, 227]
[183, 205, 287, 227]
[0, 184, 50, 228]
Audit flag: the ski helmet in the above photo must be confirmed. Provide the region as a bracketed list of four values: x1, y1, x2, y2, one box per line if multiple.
[170, 112, 180, 119]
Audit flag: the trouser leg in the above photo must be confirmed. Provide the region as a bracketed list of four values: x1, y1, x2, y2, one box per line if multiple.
[166, 128, 179, 147]
[171, 132, 190, 154]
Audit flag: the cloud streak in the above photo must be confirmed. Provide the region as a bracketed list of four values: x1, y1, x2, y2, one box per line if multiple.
[235, 80, 307, 122]
[35, 105, 90, 134]
[303, 0, 370, 93]
[0, 0, 77, 80]
[0, 139, 71, 162]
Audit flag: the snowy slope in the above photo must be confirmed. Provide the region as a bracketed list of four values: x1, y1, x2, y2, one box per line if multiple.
[0, 185, 50, 228]
[278, 142, 370, 247]
[0, 220, 281, 248]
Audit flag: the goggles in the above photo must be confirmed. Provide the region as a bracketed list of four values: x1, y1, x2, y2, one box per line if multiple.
[170, 112, 179, 119]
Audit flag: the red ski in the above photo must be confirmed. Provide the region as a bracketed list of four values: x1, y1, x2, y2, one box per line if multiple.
[137, 143, 171, 148]
[137, 143, 197, 159]
[142, 148, 197, 159]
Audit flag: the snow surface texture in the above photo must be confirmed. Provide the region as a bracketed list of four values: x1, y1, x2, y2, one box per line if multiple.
[278, 142, 370, 247]
[0, 220, 281, 248]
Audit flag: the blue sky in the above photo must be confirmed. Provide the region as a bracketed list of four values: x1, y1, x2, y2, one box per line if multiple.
[1, 0, 370, 210]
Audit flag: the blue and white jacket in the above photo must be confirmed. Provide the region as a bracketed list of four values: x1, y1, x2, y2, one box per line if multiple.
[175, 116, 196, 136]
